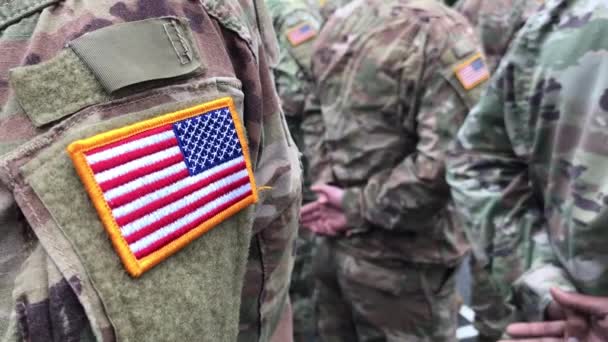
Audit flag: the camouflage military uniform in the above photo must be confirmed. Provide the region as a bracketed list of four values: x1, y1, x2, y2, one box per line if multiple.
[447, 2, 545, 340]
[317, 0, 353, 21]
[447, 0, 608, 328]
[0, 1, 301, 341]
[265, 1, 321, 341]
[302, 0, 488, 340]
[454, 0, 543, 71]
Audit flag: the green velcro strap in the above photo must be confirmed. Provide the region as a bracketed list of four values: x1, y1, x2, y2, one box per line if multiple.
[10, 49, 110, 127]
[9, 16, 202, 127]
[69, 17, 202, 93]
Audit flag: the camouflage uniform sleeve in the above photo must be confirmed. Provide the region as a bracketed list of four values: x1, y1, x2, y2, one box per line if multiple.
[301, 86, 333, 184]
[272, 9, 319, 119]
[341, 27, 481, 232]
[445, 58, 574, 320]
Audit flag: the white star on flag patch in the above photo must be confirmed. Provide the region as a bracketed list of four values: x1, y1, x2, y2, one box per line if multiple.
[454, 52, 490, 90]
[67, 97, 257, 277]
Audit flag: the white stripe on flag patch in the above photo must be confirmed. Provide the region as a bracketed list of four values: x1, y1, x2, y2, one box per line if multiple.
[120, 170, 250, 236]
[104, 162, 186, 201]
[112, 156, 246, 218]
[129, 183, 252, 253]
[94, 146, 182, 184]
[86, 130, 175, 165]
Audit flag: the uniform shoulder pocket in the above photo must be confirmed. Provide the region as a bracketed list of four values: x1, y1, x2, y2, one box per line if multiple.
[9, 17, 202, 127]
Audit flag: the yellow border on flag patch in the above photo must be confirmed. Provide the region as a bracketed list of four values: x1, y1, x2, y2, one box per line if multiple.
[453, 52, 490, 91]
[67, 97, 258, 278]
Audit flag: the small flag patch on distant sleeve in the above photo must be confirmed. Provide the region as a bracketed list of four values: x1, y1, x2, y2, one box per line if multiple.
[287, 22, 317, 46]
[67, 97, 258, 277]
[454, 53, 490, 90]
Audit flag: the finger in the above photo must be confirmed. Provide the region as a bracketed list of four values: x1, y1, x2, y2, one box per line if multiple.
[301, 202, 321, 215]
[506, 321, 566, 337]
[316, 219, 337, 236]
[300, 205, 324, 223]
[317, 193, 329, 204]
[310, 184, 330, 201]
[552, 288, 608, 316]
[564, 308, 589, 341]
[301, 209, 323, 223]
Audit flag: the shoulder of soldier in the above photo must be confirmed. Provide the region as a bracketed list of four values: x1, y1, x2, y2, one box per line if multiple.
[266, 0, 320, 33]
[407, 1, 489, 99]
[266, 0, 320, 67]
[202, 0, 280, 66]
[406, 1, 481, 64]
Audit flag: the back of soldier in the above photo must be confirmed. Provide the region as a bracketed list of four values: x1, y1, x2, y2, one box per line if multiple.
[0, 1, 301, 341]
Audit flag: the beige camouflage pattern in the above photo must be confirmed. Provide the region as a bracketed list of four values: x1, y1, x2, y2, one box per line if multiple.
[454, 0, 543, 71]
[314, 238, 461, 342]
[265, 1, 320, 341]
[303, 0, 486, 339]
[447, 0, 608, 325]
[0, 0, 300, 341]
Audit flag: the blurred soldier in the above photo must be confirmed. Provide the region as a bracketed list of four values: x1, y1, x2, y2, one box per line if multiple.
[265, 0, 321, 341]
[318, 0, 354, 21]
[454, 0, 543, 71]
[447, 0, 608, 341]
[300, 0, 488, 340]
[450, 2, 544, 340]
[0, 1, 301, 341]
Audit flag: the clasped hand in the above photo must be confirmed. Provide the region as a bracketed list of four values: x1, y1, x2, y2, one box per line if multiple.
[300, 184, 349, 236]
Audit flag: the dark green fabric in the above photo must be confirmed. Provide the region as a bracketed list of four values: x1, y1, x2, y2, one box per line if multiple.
[0, 0, 59, 30]
[23, 94, 254, 342]
[69, 17, 202, 93]
[10, 49, 109, 127]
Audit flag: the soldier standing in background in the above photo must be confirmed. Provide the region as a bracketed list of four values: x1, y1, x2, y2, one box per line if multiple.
[447, 0, 608, 341]
[300, 0, 488, 340]
[265, 0, 321, 341]
[0, 1, 301, 341]
[454, 0, 543, 71]
[447, 2, 546, 340]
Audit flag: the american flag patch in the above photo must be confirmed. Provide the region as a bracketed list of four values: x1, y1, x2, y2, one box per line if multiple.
[67, 98, 257, 277]
[454, 53, 490, 90]
[286, 22, 317, 46]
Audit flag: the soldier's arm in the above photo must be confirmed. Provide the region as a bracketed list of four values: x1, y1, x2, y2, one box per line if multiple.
[302, 87, 333, 184]
[340, 29, 484, 232]
[272, 9, 319, 120]
[445, 60, 574, 320]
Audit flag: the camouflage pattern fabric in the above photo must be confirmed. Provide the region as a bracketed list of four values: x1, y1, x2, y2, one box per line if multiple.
[314, 238, 461, 342]
[0, 0, 301, 341]
[447, 0, 608, 324]
[449, 1, 544, 340]
[453, 0, 543, 72]
[303, 0, 487, 339]
[317, 0, 354, 21]
[265, 1, 320, 341]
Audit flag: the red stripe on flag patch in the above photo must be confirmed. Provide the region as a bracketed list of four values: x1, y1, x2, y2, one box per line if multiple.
[123, 176, 251, 244]
[133, 190, 252, 259]
[67, 98, 258, 277]
[97, 153, 185, 192]
[114, 160, 248, 226]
